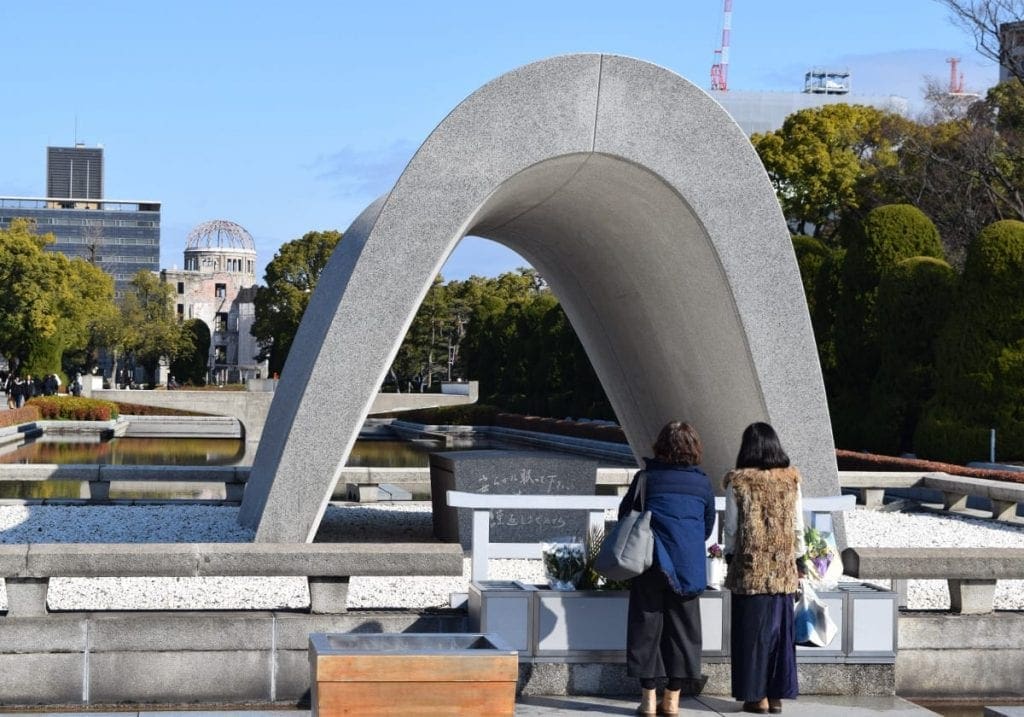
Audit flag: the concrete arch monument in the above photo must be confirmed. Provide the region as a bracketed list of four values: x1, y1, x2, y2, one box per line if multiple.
[239, 54, 839, 542]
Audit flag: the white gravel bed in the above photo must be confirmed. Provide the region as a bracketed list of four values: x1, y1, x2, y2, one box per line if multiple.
[0, 502, 1021, 611]
[844, 507, 1024, 610]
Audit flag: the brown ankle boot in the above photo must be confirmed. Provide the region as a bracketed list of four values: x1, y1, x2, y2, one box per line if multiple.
[638, 687, 658, 715]
[659, 688, 680, 715]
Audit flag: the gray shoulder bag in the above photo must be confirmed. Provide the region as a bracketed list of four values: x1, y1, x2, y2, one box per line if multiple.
[594, 470, 654, 580]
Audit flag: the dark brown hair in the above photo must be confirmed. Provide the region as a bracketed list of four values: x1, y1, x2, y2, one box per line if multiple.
[652, 421, 703, 466]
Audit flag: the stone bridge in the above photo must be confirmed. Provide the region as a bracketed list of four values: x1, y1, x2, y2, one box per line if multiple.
[90, 381, 478, 462]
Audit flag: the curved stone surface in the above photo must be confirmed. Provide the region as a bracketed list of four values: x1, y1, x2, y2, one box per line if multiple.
[239, 54, 839, 542]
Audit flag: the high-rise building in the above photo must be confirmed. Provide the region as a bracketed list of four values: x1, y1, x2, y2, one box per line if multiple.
[0, 196, 160, 295]
[0, 144, 159, 296]
[47, 145, 104, 199]
[1000, 21, 1024, 83]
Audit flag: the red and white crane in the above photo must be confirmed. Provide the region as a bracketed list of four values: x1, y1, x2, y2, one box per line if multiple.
[710, 0, 733, 91]
[947, 57, 965, 94]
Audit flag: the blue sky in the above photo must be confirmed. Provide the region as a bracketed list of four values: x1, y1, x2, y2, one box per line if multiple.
[0, 1, 998, 282]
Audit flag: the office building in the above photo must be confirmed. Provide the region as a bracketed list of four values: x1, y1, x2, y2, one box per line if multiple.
[0, 196, 160, 296]
[47, 145, 104, 199]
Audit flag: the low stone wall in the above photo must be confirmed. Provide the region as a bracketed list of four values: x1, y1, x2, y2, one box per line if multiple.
[0, 610, 466, 706]
[896, 612, 1024, 698]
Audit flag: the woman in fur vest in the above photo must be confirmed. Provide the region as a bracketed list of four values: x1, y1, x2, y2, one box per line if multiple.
[620, 421, 716, 716]
[723, 422, 806, 715]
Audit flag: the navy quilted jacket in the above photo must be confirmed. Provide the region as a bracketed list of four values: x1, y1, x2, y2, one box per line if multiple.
[618, 459, 716, 595]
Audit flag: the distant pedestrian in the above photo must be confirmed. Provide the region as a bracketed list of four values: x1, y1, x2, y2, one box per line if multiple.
[70, 373, 83, 397]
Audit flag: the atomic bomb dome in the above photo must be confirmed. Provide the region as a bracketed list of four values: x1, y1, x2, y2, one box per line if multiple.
[160, 218, 265, 384]
[186, 219, 256, 253]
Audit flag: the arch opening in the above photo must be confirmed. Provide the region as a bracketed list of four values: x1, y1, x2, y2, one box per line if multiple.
[468, 152, 766, 486]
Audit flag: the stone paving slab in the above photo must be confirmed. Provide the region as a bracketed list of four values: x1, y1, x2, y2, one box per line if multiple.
[517, 695, 940, 715]
[984, 707, 1024, 716]
[0, 697, 941, 716]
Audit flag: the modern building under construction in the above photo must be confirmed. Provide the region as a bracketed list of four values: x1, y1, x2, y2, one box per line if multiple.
[705, 1, 909, 135]
[712, 76, 909, 136]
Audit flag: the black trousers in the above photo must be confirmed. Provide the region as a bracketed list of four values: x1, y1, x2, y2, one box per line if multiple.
[626, 568, 702, 681]
[730, 593, 799, 701]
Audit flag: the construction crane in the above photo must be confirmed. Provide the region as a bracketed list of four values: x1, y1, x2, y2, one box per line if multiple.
[710, 0, 733, 91]
[947, 57, 966, 94]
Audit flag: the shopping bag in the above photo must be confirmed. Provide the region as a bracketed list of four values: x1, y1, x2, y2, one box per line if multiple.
[794, 578, 838, 647]
[594, 472, 654, 580]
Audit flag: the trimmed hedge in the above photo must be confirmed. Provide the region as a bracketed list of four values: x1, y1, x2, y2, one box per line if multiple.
[864, 257, 957, 454]
[27, 396, 119, 421]
[0, 405, 41, 429]
[792, 234, 831, 320]
[917, 220, 1024, 463]
[832, 204, 945, 447]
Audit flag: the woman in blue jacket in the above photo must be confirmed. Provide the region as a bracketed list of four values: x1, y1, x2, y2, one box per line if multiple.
[619, 421, 716, 715]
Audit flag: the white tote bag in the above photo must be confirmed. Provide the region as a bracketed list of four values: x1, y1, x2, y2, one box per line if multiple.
[793, 578, 838, 647]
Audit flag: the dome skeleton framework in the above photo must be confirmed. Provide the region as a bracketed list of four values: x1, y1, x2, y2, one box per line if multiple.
[186, 219, 256, 253]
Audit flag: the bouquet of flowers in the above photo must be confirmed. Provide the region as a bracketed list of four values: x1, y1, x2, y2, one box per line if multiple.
[541, 538, 586, 591]
[802, 526, 841, 588]
[706, 543, 726, 590]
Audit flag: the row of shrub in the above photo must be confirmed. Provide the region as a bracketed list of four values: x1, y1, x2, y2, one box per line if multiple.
[385, 404, 502, 426]
[385, 404, 629, 444]
[27, 396, 119, 421]
[798, 205, 1024, 464]
[112, 402, 207, 417]
[494, 414, 627, 444]
[835, 449, 1024, 485]
[0, 406, 41, 429]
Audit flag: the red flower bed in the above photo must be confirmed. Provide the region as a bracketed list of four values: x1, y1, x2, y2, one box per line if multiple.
[836, 449, 1024, 485]
[0, 405, 42, 429]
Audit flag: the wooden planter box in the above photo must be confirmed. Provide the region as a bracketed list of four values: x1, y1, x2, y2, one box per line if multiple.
[309, 633, 518, 716]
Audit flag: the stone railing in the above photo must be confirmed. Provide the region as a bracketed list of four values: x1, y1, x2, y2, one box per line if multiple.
[839, 470, 1024, 520]
[841, 546, 1024, 614]
[447, 491, 855, 582]
[0, 541, 462, 616]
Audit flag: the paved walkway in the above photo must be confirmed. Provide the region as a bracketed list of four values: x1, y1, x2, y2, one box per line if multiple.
[0, 696, 940, 715]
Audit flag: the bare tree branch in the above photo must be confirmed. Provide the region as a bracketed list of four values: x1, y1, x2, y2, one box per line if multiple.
[936, 0, 1024, 82]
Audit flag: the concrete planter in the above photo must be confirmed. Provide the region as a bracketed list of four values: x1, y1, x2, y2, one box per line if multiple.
[309, 632, 518, 716]
[469, 580, 896, 664]
[468, 581, 729, 662]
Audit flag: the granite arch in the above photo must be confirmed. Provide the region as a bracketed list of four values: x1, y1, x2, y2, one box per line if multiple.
[239, 54, 839, 542]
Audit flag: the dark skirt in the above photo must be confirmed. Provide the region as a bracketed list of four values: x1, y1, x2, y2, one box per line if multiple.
[626, 568, 702, 680]
[730, 593, 799, 701]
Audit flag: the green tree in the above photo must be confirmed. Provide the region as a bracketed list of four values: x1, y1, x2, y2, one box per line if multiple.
[170, 319, 211, 386]
[884, 81, 1024, 265]
[917, 219, 1024, 462]
[751, 104, 906, 239]
[116, 271, 192, 385]
[0, 219, 115, 379]
[252, 230, 342, 375]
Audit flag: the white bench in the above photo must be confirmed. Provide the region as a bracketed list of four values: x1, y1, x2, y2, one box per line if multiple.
[447, 490, 854, 581]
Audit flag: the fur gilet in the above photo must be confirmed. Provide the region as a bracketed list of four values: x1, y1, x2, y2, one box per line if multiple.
[723, 467, 801, 595]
